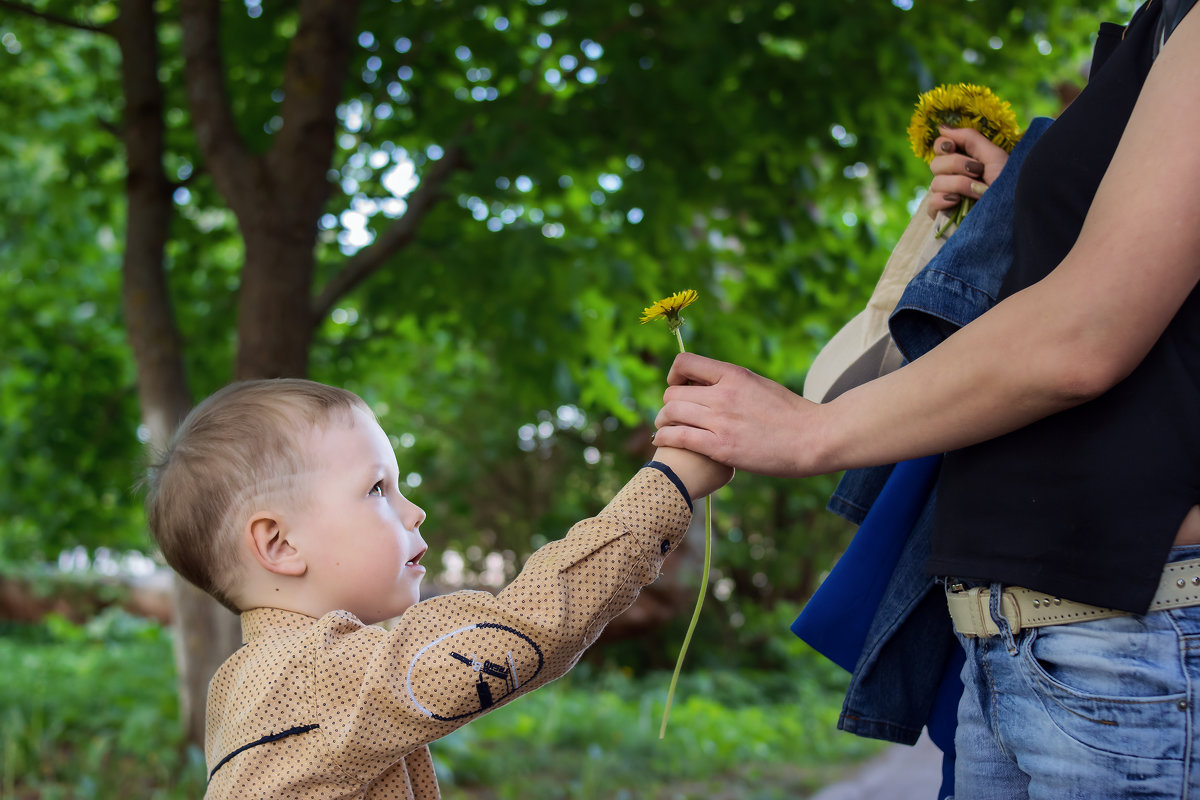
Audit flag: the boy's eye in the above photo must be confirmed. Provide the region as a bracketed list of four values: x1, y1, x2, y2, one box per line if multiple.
[368, 481, 385, 497]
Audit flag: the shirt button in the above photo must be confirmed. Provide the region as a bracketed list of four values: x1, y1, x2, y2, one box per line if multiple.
[660, 539, 670, 555]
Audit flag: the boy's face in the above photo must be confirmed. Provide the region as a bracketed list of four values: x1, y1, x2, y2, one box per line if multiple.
[288, 406, 428, 624]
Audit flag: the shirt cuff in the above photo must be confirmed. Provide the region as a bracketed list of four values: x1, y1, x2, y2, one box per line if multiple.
[643, 460, 693, 510]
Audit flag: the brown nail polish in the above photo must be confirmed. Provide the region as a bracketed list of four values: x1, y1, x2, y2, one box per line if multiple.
[943, 193, 960, 203]
[965, 160, 984, 177]
[940, 141, 954, 154]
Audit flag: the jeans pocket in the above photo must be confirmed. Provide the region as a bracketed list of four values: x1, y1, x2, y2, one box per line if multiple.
[1019, 616, 1188, 760]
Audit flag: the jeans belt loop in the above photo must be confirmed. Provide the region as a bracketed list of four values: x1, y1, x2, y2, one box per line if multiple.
[946, 556, 1200, 637]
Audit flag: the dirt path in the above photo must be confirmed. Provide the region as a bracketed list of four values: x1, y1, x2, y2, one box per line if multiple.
[809, 732, 945, 800]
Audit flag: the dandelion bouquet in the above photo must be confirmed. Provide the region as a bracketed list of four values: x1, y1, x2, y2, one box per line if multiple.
[639, 289, 709, 739]
[907, 83, 1021, 237]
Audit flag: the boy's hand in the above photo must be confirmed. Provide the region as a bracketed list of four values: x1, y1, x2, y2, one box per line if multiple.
[651, 445, 734, 501]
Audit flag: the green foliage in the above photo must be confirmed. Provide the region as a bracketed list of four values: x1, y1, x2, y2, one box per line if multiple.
[0, 0, 1133, 599]
[0, 10, 145, 559]
[433, 604, 879, 798]
[434, 667, 882, 799]
[0, 610, 206, 799]
[0, 610, 877, 799]
[0, 1, 1145, 782]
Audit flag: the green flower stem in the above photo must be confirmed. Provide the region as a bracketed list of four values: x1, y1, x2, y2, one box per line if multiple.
[935, 197, 974, 239]
[659, 323, 713, 739]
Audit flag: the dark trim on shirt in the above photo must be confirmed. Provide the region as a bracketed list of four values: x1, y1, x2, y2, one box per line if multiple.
[209, 724, 321, 780]
[644, 461, 692, 510]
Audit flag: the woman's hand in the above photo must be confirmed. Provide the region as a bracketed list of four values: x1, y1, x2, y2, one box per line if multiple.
[652, 353, 826, 478]
[926, 126, 1010, 218]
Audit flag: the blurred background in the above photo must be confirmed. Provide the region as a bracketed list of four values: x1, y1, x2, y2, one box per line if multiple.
[0, 0, 1131, 796]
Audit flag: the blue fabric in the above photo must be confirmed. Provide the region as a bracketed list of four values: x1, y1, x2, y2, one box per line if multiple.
[792, 118, 1054, 800]
[791, 456, 942, 671]
[825, 462, 893, 526]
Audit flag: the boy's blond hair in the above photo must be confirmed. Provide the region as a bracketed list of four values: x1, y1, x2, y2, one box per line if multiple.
[145, 379, 370, 613]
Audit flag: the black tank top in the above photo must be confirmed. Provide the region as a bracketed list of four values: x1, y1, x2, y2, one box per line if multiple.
[927, 0, 1200, 613]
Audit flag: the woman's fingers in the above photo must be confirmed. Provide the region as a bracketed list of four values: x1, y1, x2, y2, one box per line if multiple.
[927, 176, 989, 215]
[930, 174, 990, 199]
[665, 352, 744, 387]
[930, 152, 985, 179]
[657, 355, 817, 477]
[937, 127, 1009, 183]
[925, 129, 1006, 217]
[651, 405, 722, 458]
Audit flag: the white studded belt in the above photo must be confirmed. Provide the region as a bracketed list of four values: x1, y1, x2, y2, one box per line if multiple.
[946, 557, 1200, 637]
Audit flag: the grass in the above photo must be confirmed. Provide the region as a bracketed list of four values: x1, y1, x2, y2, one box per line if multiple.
[434, 664, 883, 799]
[0, 607, 883, 799]
[0, 610, 206, 800]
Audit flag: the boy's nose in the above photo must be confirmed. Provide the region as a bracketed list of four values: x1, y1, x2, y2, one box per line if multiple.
[399, 496, 426, 531]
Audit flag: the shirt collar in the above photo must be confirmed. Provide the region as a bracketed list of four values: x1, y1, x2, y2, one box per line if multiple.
[240, 607, 318, 643]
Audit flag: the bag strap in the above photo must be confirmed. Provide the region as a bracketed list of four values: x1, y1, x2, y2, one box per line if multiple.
[1155, 0, 1198, 57]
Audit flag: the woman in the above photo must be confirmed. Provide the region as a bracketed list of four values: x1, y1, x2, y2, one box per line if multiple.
[653, 2, 1200, 797]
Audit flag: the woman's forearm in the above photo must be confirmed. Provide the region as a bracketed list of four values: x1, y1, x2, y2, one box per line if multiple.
[656, 17, 1200, 478]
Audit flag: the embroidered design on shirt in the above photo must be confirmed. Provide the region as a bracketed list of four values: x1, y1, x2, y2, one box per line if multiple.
[406, 622, 544, 721]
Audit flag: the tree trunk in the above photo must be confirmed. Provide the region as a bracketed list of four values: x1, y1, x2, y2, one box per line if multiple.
[181, 0, 357, 381]
[116, 0, 189, 447]
[235, 224, 318, 380]
[171, 580, 241, 748]
[116, 0, 242, 752]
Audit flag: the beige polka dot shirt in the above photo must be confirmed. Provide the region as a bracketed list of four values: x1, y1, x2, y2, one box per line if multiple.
[204, 465, 693, 799]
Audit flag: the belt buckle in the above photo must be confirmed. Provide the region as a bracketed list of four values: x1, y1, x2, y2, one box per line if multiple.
[945, 582, 993, 637]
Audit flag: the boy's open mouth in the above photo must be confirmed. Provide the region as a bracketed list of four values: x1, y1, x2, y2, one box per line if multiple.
[406, 548, 427, 568]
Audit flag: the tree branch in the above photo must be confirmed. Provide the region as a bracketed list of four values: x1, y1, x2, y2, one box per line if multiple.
[116, 0, 193, 446]
[178, 0, 258, 210]
[311, 144, 466, 323]
[266, 0, 360, 222]
[0, 0, 112, 35]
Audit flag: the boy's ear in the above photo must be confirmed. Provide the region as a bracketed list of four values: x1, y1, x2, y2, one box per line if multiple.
[246, 513, 307, 577]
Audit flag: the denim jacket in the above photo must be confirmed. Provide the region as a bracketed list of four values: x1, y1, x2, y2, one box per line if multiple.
[793, 119, 1053, 755]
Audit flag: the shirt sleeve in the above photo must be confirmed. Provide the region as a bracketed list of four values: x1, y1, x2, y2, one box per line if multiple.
[311, 465, 693, 782]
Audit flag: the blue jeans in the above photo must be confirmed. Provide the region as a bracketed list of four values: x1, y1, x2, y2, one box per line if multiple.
[952, 545, 1200, 799]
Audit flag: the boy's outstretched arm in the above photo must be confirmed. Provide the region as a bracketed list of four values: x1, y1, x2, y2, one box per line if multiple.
[204, 460, 732, 793]
[323, 461, 724, 770]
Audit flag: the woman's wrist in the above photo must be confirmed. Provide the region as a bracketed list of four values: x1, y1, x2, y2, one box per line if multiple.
[802, 398, 842, 477]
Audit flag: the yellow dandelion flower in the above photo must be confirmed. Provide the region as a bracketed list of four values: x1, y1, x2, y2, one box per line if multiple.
[907, 83, 1021, 163]
[640, 289, 699, 328]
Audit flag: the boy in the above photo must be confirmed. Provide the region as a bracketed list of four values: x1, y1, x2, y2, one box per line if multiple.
[145, 378, 731, 798]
